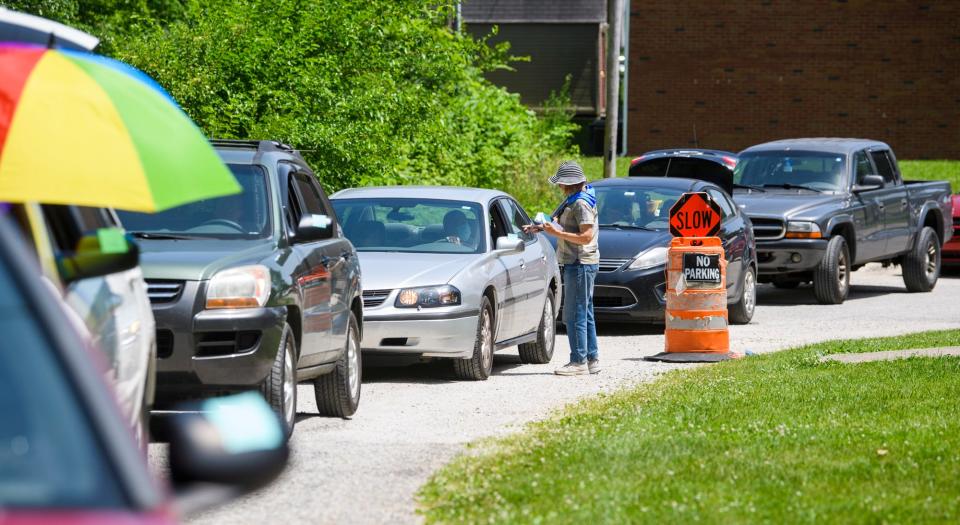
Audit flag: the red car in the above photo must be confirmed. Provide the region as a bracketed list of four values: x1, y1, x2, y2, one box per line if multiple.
[0, 215, 287, 525]
[944, 194, 960, 266]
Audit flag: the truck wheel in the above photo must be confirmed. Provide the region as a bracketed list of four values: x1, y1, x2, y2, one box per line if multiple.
[261, 323, 297, 437]
[902, 226, 940, 292]
[315, 312, 362, 418]
[814, 235, 850, 304]
[454, 296, 494, 380]
[729, 265, 756, 324]
[519, 293, 555, 363]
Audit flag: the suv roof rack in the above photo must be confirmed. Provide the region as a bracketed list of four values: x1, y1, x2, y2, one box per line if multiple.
[209, 139, 295, 152]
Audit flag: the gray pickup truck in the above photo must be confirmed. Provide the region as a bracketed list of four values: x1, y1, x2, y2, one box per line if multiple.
[732, 138, 953, 304]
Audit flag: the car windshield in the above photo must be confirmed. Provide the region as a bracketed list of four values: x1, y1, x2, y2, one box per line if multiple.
[0, 261, 125, 509]
[595, 186, 685, 230]
[117, 164, 272, 239]
[332, 198, 485, 254]
[734, 151, 846, 192]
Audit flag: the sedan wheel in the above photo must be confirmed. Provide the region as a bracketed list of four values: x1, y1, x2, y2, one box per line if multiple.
[454, 296, 494, 380]
[518, 293, 556, 363]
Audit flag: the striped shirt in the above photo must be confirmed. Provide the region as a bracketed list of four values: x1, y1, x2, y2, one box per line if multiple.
[556, 199, 599, 265]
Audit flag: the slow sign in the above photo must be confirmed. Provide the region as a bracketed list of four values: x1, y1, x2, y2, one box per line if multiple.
[668, 192, 723, 237]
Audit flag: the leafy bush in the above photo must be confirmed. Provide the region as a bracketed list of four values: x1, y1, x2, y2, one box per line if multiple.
[3, 0, 578, 212]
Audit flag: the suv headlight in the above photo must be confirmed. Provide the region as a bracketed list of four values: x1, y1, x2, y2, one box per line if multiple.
[785, 221, 822, 239]
[627, 246, 669, 270]
[395, 285, 461, 308]
[206, 265, 271, 309]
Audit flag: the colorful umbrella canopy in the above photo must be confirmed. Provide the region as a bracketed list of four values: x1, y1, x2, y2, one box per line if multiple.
[0, 43, 240, 212]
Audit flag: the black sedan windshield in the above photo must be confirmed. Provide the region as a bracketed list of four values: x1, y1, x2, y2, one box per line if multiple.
[332, 198, 485, 254]
[735, 151, 846, 192]
[117, 164, 272, 239]
[595, 186, 685, 230]
[0, 264, 125, 509]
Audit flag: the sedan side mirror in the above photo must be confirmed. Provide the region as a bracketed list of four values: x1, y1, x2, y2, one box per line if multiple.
[294, 214, 333, 243]
[853, 174, 884, 192]
[495, 236, 525, 253]
[166, 392, 289, 516]
[57, 228, 139, 283]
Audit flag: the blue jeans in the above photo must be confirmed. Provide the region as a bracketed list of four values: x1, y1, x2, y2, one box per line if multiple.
[563, 263, 599, 364]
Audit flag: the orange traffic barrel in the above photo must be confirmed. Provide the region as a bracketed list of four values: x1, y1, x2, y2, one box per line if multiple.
[647, 237, 739, 362]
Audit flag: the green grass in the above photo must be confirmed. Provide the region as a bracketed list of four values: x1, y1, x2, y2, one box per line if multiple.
[899, 160, 960, 193]
[418, 330, 960, 524]
[579, 156, 634, 181]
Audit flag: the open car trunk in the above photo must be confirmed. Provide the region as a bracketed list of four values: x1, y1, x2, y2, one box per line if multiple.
[629, 156, 734, 195]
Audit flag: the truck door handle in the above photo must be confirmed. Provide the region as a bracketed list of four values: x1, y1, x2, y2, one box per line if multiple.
[877, 200, 885, 211]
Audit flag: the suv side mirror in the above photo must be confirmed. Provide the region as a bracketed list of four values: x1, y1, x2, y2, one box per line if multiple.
[294, 214, 333, 243]
[166, 392, 289, 516]
[495, 236, 524, 253]
[853, 174, 884, 192]
[57, 228, 139, 283]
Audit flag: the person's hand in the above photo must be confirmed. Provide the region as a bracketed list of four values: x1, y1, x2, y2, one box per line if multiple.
[542, 221, 560, 235]
[522, 224, 543, 234]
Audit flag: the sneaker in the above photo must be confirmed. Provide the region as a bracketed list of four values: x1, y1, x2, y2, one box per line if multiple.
[588, 359, 601, 374]
[555, 362, 588, 376]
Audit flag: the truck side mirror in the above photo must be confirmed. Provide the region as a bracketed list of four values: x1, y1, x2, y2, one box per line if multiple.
[294, 214, 333, 243]
[853, 174, 884, 192]
[57, 228, 139, 283]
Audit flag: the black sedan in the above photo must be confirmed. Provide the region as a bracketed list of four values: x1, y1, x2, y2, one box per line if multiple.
[550, 176, 757, 325]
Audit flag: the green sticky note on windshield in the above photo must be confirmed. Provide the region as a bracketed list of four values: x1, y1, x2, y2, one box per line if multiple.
[97, 228, 128, 254]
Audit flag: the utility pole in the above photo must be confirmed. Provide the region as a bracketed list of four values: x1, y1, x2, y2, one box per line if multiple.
[603, 0, 624, 178]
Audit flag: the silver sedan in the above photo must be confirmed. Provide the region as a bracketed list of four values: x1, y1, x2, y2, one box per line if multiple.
[330, 187, 561, 380]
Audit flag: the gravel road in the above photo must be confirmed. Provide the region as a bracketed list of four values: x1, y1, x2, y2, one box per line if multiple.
[177, 264, 959, 524]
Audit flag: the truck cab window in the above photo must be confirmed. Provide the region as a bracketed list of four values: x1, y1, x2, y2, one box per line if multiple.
[854, 151, 874, 183]
[869, 150, 898, 184]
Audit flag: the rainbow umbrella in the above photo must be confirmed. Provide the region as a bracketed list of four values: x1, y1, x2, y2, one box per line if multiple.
[0, 43, 240, 212]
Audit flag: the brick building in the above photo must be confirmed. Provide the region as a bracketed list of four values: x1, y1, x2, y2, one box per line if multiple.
[627, 1, 960, 159]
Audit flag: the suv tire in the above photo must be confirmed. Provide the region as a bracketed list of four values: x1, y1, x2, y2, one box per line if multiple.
[729, 265, 756, 324]
[814, 235, 850, 304]
[903, 226, 940, 293]
[519, 293, 556, 364]
[261, 323, 297, 437]
[315, 312, 362, 418]
[454, 296, 494, 380]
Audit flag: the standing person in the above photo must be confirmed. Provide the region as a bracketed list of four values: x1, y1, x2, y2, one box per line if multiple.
[528, 161, 600, 376]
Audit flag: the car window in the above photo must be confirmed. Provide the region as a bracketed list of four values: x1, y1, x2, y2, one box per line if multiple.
[0, 254, 126, 509]
[498, 199, 534, 243]
[706, 189, 736, 219]
[735, 151, 846, 191]
[117, 164, 272, 240]
[332, 198, 485, 254]
[293, 173, 326, 216]
[869, 150, 898, 184]
[854, 151, 874, 182]
[595, 186, 685, 229]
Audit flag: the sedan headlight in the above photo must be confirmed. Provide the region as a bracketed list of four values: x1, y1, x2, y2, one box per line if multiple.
[206, 265, 271, 309]
[395, 285, 461, 308]
[627, 246, 669, 270]
[785, 221, 822, 239]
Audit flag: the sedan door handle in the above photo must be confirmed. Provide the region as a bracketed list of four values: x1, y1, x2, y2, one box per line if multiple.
[877, 200, 885, 211]
[900, 198, 908, 210]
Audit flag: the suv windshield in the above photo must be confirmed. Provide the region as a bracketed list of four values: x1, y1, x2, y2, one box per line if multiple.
[595, 186, 685, 230]
[734, 151, 846, 192]
[117, 164, 271, 240]
[332, 198, 485, 254]
[0, 258, 125, 509]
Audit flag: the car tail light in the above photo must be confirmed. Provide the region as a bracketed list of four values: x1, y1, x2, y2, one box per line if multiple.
[721, 156, 737, 170]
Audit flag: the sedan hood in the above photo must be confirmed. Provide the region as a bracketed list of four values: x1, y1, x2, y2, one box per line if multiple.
[136, 239, 278, 281]
[357, 251, 477, 290]
[733, 191, 843, 219]
[548, 228, 672, 260]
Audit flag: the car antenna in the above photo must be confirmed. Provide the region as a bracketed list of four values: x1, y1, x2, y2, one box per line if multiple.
[693, 123, 699, 148]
